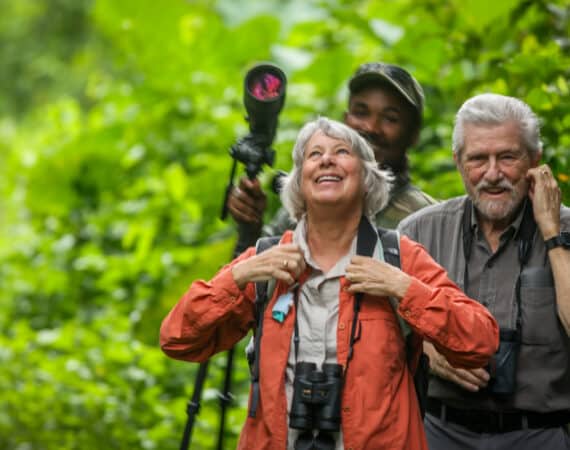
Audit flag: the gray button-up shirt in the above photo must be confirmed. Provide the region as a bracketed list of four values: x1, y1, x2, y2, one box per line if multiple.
[399, 195, 570, 412]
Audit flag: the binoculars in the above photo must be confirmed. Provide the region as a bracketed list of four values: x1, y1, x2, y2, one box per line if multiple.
[487, 328, 520, 396]
[290, 362, 343, 450]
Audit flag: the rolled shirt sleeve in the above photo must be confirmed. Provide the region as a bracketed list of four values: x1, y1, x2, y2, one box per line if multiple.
[160, 247, 258, 362]
[397, 235, 499, 368]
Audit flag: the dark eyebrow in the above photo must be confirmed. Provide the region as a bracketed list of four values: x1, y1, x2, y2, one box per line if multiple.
[351, 100, 401, 113]
[350, 100, 370, 109]
[381, 106, 402, 114]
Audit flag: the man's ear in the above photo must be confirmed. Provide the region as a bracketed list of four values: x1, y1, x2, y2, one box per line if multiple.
[453, 151, 460, 167]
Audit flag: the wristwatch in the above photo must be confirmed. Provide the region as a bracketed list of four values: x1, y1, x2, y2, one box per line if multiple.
[544, 232, 570, 251]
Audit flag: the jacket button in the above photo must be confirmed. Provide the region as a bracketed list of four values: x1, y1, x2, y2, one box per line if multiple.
[343, 406, 350, 412]
[338, 323, 345, 330]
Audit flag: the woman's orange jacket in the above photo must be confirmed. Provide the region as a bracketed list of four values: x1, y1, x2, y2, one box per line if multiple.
[160, 231, 498, 450]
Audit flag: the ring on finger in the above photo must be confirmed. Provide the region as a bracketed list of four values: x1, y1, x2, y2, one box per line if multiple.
[282, 260, 289, 269]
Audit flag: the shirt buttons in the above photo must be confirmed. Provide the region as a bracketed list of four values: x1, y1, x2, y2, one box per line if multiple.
[342, 406, 350, 412]
[339, 323, 346, 330]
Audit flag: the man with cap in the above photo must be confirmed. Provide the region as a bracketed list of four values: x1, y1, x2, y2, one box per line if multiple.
[228, 62, 437, 251]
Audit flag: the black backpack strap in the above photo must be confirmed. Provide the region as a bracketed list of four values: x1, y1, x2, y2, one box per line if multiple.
[378, 226, 429, 417]
[248, 236, 280, 418]
[347, 218, 378, 365]
[254, 236, 281, 309]
[377, 227, 412, 342]
[377, 227, 400, 268]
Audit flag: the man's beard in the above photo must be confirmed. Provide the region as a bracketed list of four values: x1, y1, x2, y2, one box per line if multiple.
[468, 177, 527, 223]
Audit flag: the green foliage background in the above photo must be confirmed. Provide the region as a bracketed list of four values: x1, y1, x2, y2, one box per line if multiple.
[0, 0, 568, 448]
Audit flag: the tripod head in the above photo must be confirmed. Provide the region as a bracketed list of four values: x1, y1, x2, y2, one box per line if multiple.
[229, 63, 287, 180]
[222, 63, 287, 220]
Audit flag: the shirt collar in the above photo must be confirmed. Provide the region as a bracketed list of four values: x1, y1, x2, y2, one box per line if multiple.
[293, 215, 357, 276]
[471, 197, 527, 243]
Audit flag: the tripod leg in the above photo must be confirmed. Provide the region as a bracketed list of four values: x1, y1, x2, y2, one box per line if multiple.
[216, 347, 235, 450]
[180, 360, 209, 450]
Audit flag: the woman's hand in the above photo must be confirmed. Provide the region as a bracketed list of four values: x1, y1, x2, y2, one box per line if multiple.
[232, 243, 306, 289]
[345, 255, 411, 298]
[424, 342, 490, 392]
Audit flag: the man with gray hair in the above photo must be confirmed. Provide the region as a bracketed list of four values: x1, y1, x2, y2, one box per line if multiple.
[399, 93, 570, 449]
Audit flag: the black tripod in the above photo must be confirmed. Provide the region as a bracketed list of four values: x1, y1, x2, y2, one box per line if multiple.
[179, 222, 260, 450]
[180, 63, 287, 449]
[179, 353, 236, 450]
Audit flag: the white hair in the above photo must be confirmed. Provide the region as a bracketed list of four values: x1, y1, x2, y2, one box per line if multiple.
[280, 117, 392, 221]
[452, 93, 542, 158]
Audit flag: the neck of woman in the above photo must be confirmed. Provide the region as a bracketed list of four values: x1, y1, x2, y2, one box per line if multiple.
[305, 206, 363, 273]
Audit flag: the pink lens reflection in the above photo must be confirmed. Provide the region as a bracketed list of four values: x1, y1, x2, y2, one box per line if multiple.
[250, 73, 282, 100]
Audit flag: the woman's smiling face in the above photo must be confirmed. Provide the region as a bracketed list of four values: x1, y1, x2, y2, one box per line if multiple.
[301, 130, 365, 213]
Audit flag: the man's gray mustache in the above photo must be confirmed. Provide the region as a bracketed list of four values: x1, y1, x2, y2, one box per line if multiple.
[475, 180, 514, 192]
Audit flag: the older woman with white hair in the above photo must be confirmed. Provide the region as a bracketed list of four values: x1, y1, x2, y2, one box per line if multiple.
[160, 117, 498, 450]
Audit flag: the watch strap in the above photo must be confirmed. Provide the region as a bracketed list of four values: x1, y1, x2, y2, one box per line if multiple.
[544, 232, 570, 251]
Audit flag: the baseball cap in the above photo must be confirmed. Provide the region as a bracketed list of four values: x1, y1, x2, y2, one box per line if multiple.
[348, 62, 424, 115]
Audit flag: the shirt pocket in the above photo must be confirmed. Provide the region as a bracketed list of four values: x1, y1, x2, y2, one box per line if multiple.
[351, 302, 406, 410]
[357, 299, 404, 361]
[520, 267, 560, 346]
